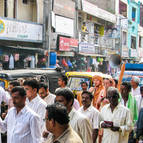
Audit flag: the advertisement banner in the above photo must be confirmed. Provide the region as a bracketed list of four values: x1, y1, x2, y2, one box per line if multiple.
[0, 18, 42, 42]
[130, 49, 137, 58]
[56, 16, 74, 36]
[59, 37, 70, 51]
[59, 37, 78, 51]
[79, 42, 95, 54]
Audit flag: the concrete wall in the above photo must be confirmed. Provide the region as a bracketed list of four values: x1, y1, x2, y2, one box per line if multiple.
[17, 0, 34, 21]
[87, 0, 115, 14]
[0, 0, 4, 17]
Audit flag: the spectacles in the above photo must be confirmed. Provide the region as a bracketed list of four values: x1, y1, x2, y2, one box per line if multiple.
[43, 118, 49, 122]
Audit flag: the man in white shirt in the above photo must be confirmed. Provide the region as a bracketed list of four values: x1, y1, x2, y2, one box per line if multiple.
[23, 79, 47, 135]
[55, 88, 92, 143]
[135, 86, 143, 113]
[100, 87, 132, 143]
[78, 91, 100, 143]
[0, 86, 10, 143]
[39, 83, 55, 105]
[131, 76, 141, 96]
[0, 86, 42, 143]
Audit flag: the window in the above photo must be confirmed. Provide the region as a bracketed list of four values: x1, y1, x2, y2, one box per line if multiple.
[140, 5, 143, 27]
[139, 36, 143, 48]
[132, 7, 136, 21]
[23, 0, 28, 4]
[4, 0, 7, 17]
[119, 0, 127, 17]
[131, 36, 136, 49]
[13, 0, 17, 18]
[122, 31, 127, 45]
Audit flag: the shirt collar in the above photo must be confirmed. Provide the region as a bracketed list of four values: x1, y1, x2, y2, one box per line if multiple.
[81, 104, 93, 112]
[53, 125, 71, 142]
[69, 108, 76, 119]
[26, 94, 40, 103]
[14, 105, 27, 115]
[107, 103, 121, 110]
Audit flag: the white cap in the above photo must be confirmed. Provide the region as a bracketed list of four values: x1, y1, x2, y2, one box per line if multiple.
[132, 76, 140, 84]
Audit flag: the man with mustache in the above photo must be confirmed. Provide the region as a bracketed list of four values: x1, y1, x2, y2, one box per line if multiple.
[0, 86, 42, 143]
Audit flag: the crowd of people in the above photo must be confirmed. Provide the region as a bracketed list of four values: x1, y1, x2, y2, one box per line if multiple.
[0, 74, 143, 143]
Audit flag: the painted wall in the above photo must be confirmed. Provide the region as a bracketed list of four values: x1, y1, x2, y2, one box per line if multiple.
[127, 0, 140, 57]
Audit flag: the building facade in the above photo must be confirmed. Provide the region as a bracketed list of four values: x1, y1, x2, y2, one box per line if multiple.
[0, 0, 44, 69]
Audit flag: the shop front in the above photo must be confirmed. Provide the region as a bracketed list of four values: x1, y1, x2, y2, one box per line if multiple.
[0, 17, 43, 70]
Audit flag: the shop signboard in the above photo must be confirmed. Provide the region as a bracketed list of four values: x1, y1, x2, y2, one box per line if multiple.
[82, 0, 116, 24]
[0, 18, 42, 43]
[139, 48, 143, 58]
[79, 42, 95, 54]
[55, 15, 74, 36]
[59, 37, 78, 51]
[122, 46, 129, 57]
[54, 0, 75, 19]
[130, 49, 137, 58]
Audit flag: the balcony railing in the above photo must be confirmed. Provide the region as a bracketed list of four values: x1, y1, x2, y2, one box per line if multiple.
[79, 32, 119, 55]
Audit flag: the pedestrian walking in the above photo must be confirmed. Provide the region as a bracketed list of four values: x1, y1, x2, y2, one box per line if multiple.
[55, 88, 92, 143]
[100, 87, 132, 143]
[0, 86, 42, 143]
[78, 91, 100, 143]
[44, 103, 83, 143]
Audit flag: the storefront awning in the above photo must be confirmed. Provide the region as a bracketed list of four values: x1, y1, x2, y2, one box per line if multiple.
[79, 52, 106, 57]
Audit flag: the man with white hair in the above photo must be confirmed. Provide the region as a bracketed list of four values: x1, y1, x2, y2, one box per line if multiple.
[131, 76, 141, 96]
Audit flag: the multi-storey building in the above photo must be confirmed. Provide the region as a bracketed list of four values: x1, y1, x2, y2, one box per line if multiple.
[0, 0, 43, 69]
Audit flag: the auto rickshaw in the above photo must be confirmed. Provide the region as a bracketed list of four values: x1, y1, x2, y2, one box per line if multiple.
[66, 71, 112, 95]
[0, 68, 63, 93]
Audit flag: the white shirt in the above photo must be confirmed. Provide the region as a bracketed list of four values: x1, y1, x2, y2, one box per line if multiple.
[69, 108, 92, 143]
[100, 103, 133, 143]
[0, 87, 9, 106]
[0, 87, 10, 143]
[132, 86, 141, 96]
[26, 95, 47, 132]
[0, 106, 42, 143]
[135, 95, 143, 113]
[78, 105, 100, 129]
[44, 93, 55, 105]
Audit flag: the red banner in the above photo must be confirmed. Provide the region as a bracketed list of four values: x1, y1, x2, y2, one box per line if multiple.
[59, 37, 78, 51]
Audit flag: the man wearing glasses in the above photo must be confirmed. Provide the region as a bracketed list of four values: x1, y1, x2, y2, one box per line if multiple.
[100, 87, 132, 143]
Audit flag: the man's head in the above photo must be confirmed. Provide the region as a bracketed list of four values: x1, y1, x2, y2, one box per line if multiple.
[81, 91, 93, 109]
[45, 103, 69, 133]
[140, 86, 143, 97]
[39, 83, 49, 99]
[81, 82, 88, 91]
[55, 88, 74, 112]
[8, 81, 20, 93]
[131, 76, 140, 88]
[107, 87, 119, 107]
[11, 86, 26, 109]
[103, 78, 112, 90]
[58, 75, 68, 87]
[23, 79, 39, 100]
[120, 82, 131, 98]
